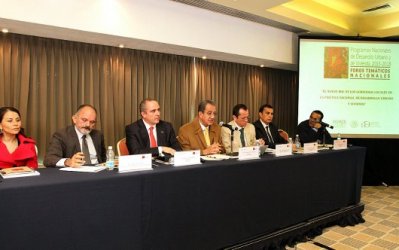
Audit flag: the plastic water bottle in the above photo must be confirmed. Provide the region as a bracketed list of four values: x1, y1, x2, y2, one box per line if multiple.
[106, 146, 115, 171]
[294, 134, 301, 149]
[337, 133, 341, 140]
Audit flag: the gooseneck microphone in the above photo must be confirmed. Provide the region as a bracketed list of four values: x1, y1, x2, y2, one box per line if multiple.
[319, 121, 334, 129]
[219, 121, 234, 131]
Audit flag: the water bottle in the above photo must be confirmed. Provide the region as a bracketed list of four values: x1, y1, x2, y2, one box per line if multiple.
[337, 133, 341, 140]
[106, 146, 115, 171]
[294, 134, 301, 149]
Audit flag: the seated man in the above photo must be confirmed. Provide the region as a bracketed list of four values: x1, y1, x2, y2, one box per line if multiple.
[297, 110, 333, 145]
[221, 104, 264, 154]
[178, 100, 224, 155]
[253, 104, 287, 148]
[125, 98, 181, 156]
[44, 104, 106, 167]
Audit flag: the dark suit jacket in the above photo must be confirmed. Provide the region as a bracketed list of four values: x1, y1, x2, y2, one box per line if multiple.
[43, 125, 106, 167]
[125, 119, 181, 156]
[253, 120, 287, 148]
[297, 120, 333, 145]
[177, 117, 224, 155]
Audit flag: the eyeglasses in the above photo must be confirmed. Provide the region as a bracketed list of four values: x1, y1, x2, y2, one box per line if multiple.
[237, 116, 249, 121]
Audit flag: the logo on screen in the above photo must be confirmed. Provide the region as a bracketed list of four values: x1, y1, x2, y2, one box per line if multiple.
[324, 47, 348, 79]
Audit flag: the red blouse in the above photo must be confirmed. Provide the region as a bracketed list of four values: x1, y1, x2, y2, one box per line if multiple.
[0, 134, 38, 169]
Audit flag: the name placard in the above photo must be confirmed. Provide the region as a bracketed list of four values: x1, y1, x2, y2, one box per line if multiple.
[118, 154, 152, 173]
[303, 142, 318, 154]
[333, 139, 348, 150]
[174, 150, 201, 166]
[275, 144, 292, 157]
[238, 146, 260, 160]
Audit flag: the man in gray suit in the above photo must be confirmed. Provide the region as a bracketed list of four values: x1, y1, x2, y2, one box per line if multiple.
[44, 104, 106, 167]
[221, 104, 264, 154]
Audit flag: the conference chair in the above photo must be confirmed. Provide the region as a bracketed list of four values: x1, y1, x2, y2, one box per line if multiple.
[117, 138, 129, 156]
[278, 129, 289, 142]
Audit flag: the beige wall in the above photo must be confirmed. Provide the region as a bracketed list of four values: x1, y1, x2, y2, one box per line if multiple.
[0, 0, 297, 70]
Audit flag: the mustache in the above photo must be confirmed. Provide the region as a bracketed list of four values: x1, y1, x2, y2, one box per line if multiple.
[82, 126, 91, 130]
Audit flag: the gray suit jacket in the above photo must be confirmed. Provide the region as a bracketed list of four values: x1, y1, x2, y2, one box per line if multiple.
[221, 121, 257, 153]
[43, 125, 106, 167]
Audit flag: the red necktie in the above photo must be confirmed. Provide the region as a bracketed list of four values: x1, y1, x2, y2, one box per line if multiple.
[149, 127, 157, 147]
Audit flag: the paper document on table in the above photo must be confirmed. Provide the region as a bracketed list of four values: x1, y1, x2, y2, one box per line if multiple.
[60, 166, 107, 173]
[201, 154, 231, 161]
[0, 167, 40, 179]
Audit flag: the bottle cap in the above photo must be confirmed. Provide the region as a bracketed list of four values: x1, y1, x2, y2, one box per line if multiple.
[108, 146, 112, 149]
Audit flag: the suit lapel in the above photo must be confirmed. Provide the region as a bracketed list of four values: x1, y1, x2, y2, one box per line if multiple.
[156, 122, 165, 146]
[68, 126, 81, 152]
[255, 120, 268, 140]
[209, 124, 221, 144]
[90, 131, 101, 159]
[138, 120, 151, 147]
[194, 120, 207, 148]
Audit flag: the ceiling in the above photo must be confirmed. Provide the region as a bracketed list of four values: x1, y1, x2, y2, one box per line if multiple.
[175, 0, 399, 38]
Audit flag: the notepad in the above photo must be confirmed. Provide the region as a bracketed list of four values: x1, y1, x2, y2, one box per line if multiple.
[0, 166, 40, 179]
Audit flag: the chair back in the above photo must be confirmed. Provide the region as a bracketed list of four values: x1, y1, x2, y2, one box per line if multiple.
[278, 129, 289, 142]
[117, 138, 129, 156]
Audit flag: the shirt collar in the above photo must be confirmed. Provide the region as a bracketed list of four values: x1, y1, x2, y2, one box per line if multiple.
[233, 121, 243, 130]
[260, 120, 269, 128]
[142, 120, 156, 131]
[74, 126, 90, 139]
[199, 121, 208, 131]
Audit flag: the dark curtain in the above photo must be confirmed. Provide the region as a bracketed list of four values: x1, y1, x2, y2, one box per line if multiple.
[0, 33, 298, 161]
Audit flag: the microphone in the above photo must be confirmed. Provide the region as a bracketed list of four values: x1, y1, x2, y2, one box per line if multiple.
[219, 121, 233, 130]
[319, 121, 334, 129]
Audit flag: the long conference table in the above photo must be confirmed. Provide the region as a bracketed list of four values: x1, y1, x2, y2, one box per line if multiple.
[0, 146, 365, 249]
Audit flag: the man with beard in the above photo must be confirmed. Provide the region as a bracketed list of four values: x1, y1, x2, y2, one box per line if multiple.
[44, 104, 106, 167]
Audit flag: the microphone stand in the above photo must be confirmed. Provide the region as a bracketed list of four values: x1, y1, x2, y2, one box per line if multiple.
[220, 123, 236, 156]
[229, 127, 237, 156]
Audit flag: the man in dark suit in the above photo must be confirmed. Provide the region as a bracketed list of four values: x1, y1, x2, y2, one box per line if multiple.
[253, 104, 287, 148]
[125, 98, 181, 156]
[44, 104, 106, 167]
[297, 110, 333, 145]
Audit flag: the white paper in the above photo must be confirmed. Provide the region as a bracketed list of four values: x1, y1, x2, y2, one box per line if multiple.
[238, 146, 260, 160]
[303, 142, 318, 154]
[275, 144, 293, 157]
[174, 150, 201, 166]
[333, 139, 348, 150]
[118, 154, 152, 173]
[1, 170, 40, 179]
[201, 154, 231, 161]
[60, 166, 106, 173]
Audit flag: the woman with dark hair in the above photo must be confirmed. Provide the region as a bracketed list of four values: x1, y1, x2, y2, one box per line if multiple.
[0, 107, 38, 168]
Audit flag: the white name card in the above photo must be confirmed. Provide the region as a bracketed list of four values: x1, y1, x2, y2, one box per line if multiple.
[275, 144, 293, 157]
[118, 154, 152, 173]
[303, 142, 318, 154]
[238, 146, 260, 160]
[174, 150, 201, 166]
[333, 139, 348, 150]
